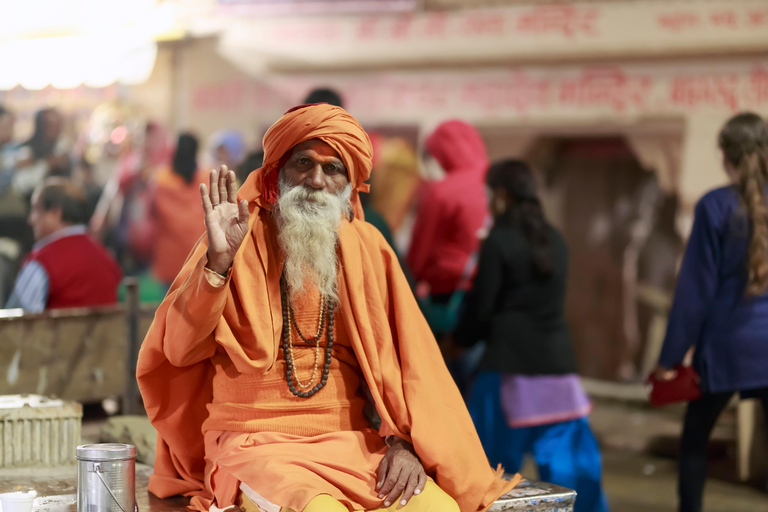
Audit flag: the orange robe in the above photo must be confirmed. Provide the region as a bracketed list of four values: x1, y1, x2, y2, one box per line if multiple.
[136, 104, 520, 512]
[203, 282, 392, 511]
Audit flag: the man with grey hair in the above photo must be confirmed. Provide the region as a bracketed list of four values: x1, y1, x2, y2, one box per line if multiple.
[5, 178, 121, 312]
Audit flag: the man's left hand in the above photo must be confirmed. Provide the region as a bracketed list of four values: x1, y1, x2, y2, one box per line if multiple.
[376, 437, 427, 508]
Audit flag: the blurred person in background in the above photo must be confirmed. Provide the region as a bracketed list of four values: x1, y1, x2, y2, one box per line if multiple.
[455, 160, 608, 512]
[146, 132, 207, 288]
[0, 106, 16, 194]
[14, 108, 71, 196]
[0, 106, 30, 303]
[75, 157, 104, 223]
[116, 122, 173, 209]
[0, 105, 19, 301]
[0, 237, 20, 306]
[407, 120, 489, 341]
[408, 120, 489, 310]
[236, 150, 264, 185]
[0, 106, 22, 214]
[209, 130, 245, 175]
[304, 87, 344, 107]
[654, 112, 768, 512]
[111, 121, 172, 273]
[369, 136, 422, 237]
[5, 177, 121, 313]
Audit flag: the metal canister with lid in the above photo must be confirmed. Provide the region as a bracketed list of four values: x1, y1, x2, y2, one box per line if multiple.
[76, 444, 137, 512]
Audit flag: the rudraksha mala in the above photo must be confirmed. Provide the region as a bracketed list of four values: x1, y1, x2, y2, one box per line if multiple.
[280, 273, 334, 398]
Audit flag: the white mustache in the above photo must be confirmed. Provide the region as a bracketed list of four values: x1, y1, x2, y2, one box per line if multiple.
[283, 184, 348, 208]
[274, 175, 353, 304]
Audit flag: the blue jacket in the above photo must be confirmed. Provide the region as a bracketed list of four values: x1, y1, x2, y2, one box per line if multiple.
[659, 186, 768, 393]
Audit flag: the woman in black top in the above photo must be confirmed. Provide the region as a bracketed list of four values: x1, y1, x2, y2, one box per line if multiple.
[456, 160, 608, 512]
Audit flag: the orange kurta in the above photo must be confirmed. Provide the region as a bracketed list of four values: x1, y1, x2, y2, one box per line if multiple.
[203, 282, 368, 436]
[136, 104, 520, 512]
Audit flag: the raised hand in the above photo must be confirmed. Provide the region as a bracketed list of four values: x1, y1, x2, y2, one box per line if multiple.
[200, 166, 251, 275]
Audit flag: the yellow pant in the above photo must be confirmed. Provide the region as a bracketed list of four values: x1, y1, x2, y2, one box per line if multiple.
[238, 481, 459, 512]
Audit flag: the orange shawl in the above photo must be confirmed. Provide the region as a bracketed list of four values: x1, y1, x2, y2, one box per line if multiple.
[136, 104, 518, 512]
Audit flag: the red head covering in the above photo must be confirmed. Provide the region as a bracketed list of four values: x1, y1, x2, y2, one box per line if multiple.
[424, 119, 489, 179]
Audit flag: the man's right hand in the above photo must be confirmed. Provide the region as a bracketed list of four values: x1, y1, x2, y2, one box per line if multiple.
[201, 166, 251, 275]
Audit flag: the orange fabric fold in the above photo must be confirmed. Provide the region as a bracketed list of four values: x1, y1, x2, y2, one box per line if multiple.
[136, 104, 520, 512]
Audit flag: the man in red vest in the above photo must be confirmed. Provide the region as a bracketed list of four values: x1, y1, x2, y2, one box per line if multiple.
[5, 178, 121, 312]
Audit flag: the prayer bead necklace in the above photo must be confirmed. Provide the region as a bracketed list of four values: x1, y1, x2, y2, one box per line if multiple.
[285, 310, 321, 389]
[291, 294, 327, 344]
[280, 274, 333, 398]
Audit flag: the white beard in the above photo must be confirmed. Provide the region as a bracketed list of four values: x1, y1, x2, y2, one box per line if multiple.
[274, 174, 352, 304]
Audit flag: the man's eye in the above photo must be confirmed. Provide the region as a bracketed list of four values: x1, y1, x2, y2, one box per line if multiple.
[297, 157, 310, 165]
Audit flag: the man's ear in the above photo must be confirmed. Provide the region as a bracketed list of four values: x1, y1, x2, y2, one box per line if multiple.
[49, 206, 65, 224]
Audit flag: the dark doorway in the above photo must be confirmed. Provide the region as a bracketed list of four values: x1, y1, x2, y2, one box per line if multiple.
[533, 138, 681, 381]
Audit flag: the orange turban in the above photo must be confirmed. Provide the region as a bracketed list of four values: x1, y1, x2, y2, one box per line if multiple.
[137, 104, 518, 512]
[239, 104, 372, 218]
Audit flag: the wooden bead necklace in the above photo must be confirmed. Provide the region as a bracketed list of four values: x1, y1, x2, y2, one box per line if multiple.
[280, 273, 334, 398]
[291, 294, 327, 344]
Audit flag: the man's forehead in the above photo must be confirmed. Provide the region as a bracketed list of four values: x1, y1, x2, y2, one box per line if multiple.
[290, 139, 341, 160]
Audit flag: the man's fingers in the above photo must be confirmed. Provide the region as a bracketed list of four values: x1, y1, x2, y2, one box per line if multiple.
[415, 470, 427, 496]
[218, 165, 229, 203]
[399, 472, 421, 506]
[384, 469, 407, 508]
[209, 169, 220, 205]
[375, 457, 389, 492]
[378, 462, 401, 498]
[200, 184, 212, 214]
[227, 170, 238, 203]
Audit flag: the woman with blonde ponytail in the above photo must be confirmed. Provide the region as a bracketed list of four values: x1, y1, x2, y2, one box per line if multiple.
[655, 112, 768, 512]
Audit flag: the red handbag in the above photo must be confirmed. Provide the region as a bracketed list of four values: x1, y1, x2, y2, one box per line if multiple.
[647, 365, 701, 408]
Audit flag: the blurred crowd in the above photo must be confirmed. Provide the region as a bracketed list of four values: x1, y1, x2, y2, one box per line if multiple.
[0, 88, 427, 310]
[0, 90, 610, 511]
[3, 86, 768, 512]
[0, 104, 264, 307]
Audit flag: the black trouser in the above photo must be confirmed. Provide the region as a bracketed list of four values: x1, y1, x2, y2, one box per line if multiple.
[679, 388, 768, 512]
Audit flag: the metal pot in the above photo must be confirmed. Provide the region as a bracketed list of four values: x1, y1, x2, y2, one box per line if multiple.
[76, 444, 137, 512]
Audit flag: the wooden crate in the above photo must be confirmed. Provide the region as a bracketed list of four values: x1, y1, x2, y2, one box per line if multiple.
[0, 395, 82, 468]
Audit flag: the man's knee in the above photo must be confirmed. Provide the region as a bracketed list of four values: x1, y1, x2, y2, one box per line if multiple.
[296, 484, 460, 512]
[404, 481, 459, 512]
[302, 494, 348, 512]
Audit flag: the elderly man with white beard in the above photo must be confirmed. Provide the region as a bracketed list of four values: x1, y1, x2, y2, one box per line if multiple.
[137, 104, 519, 512]
[272, 143, 352, 305]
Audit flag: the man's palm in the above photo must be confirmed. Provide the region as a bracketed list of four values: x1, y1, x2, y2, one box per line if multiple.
[208, 201, 248, 252]
[201, 166, 251, 274]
